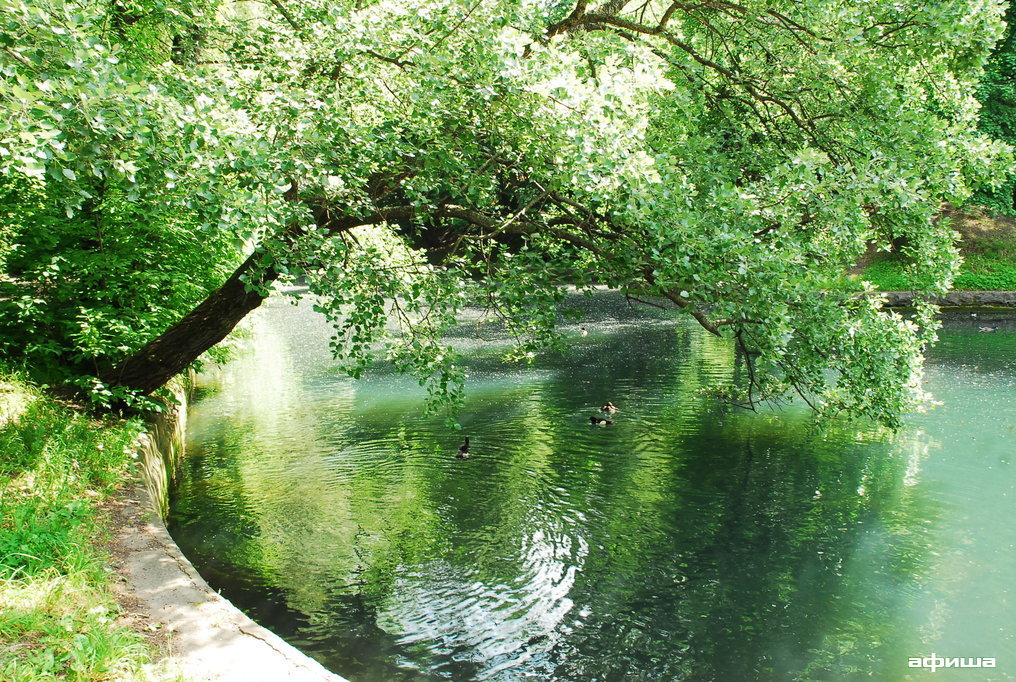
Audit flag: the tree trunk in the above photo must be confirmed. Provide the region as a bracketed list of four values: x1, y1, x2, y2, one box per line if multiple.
[100, 196, 370, 396]
[101, 251, 279, 395]
[98, 200, 550, 397]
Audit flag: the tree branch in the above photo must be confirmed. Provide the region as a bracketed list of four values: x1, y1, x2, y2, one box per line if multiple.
[266, 0, 301, 33]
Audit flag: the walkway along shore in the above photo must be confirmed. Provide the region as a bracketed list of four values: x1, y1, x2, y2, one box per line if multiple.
[109, 387, 348, 682]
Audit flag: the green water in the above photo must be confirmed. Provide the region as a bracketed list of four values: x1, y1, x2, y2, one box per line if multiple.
[168, 294, 1015, 681]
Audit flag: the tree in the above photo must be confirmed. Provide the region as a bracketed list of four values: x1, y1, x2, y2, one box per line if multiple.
[974, 0, 1016, 213]
[0, 174, 240, 398]
[1, 0, 1011, 426]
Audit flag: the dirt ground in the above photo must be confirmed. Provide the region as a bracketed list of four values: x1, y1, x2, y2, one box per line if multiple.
[943, 206, 1016, 254]
[99, 485, 176, 664]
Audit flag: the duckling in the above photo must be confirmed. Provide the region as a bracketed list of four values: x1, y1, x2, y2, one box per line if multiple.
[979, 325, 999, 333]
[590, 416, 613, 426]
[600, 402, 618, 414]
[455, 437, 471, 459]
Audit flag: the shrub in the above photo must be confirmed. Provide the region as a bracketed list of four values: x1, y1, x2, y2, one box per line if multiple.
[0, 179, 241, 405]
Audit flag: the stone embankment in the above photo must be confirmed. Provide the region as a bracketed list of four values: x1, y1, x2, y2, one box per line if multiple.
[883, 290, 1016, 307]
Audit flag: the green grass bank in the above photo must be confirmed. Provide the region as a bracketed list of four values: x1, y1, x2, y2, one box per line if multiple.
[0, 373, 152, 680]
[861, 208, 1016, 291]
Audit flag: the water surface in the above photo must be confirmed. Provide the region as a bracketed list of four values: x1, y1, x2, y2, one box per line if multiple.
[169, 295, 1015, 681]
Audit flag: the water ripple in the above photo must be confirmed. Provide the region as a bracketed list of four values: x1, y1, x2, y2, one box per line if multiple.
[169, 297, 1016, 682]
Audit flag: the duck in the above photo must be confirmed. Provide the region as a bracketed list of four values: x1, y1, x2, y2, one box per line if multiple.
[455, 437, 471, 459]
[600, 402, 618, 414]
[580, 327, 588, 337]
[979, 325, 999, 333]
[590, 416, 613, 426]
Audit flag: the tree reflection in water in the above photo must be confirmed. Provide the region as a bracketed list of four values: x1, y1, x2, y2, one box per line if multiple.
[170, 295, 1014, 681]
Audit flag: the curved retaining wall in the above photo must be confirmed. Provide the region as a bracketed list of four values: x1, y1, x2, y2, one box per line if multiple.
[122, 382, 348, 682]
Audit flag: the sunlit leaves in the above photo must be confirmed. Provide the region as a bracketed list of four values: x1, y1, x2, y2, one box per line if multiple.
[1, 0, 1012, 424]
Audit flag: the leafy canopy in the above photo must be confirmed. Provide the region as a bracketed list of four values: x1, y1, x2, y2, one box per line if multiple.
[1, 0, 1011, 426]
[974, 0, 1016, 212]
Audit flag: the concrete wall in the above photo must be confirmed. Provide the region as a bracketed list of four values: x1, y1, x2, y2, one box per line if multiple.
[135, 380, 189, 522]
[883, 290, 1016, 307]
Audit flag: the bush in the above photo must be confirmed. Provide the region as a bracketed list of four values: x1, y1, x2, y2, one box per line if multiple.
[972, 3, 1016, 213]
[860, 260, 927, 291]
[0, 178, 241, 405]
[862, 252, 1016, 291]
[953, 254, 1016, 289]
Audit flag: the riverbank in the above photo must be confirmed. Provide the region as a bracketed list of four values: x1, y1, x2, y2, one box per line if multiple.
[105, 472, 345, 681]
[882, 289, 1016, 307]
[863, 207, 1016, 292]
[0, 373, 346, 681]
[0, 373, 150, 679]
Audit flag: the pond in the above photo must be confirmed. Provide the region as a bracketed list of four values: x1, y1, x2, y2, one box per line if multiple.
[168, 292, 1015, 681]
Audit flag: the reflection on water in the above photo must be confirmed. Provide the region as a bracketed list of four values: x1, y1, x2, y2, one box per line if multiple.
[169, 294, 1016, 681]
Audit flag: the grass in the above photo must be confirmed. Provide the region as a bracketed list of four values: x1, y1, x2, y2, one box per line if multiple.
[861, 207, 1016, 291]
[861, 250, 1016, 291]
[0, 372, 151, 680]
[0, 570, 148, 681]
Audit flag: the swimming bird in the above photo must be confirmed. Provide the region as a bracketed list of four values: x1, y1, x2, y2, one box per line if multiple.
[600, 402, 618, 414]
[979, 325, 999, 333]
[580, 327, 588, 337]
[456, 437, 471, 459]
[590, 416, 613, 426]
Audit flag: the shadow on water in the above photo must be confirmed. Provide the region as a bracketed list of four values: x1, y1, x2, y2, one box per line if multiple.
[169, 293, 1015, 681]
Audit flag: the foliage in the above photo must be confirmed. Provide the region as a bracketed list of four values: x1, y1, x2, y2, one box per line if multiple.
[860, 260, 924, 292]
[0, 135, 241, 407]
[0, 175, 41, 269]
[863, 231, 1016, 291]
[2, 0, 1013, 427]
[0, 0, 245, 405]
[0, 373, 149, 678]
[867, 254, 1016, 291]
[0, 570, 148, 681]
[954, 255, 1016, 289]
[973, 1, 1016, 213]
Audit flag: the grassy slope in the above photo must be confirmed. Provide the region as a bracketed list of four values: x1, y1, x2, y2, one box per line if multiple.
[0, 373, 151, 681]
[861, 207, 1016, 291]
